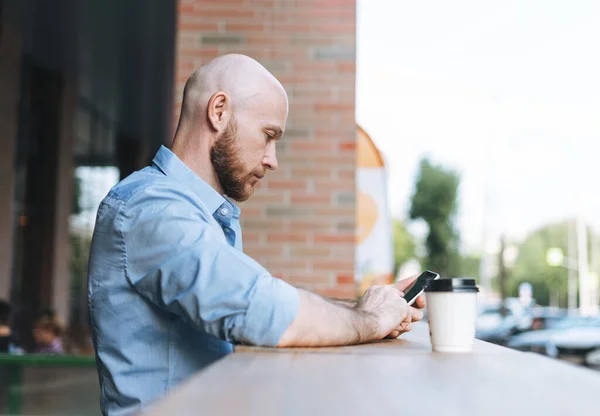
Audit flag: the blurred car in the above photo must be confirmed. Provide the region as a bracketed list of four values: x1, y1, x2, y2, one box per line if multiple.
[507, 315, 600, 366]
[553, 326, 600, 367]
[474, 298, 550, 345]
[475, 303, 532, 346]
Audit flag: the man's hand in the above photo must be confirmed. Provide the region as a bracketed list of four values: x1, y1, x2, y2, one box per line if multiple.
[277, 275, 430, 348]
[384, 275, 428, 338]
[355, 285, 412, 341]
[393, 275, 427, 309]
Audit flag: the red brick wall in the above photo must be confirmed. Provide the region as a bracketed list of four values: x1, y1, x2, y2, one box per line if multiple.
[174, 0, 357, 298]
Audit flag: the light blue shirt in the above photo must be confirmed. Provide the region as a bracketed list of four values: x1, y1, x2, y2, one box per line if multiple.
[88, 146, 299, 415]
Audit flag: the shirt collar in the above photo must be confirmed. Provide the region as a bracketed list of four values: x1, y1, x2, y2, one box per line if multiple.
[151, 146, 240, 219]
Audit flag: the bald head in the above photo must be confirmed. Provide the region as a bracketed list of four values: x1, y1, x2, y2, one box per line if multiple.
[179, 54, 287, 125]
[172, 54, 287, 201]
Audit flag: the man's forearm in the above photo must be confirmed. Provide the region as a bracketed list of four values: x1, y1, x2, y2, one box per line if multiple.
[327, 297, 358, 308]
[277, 289, 376, 348]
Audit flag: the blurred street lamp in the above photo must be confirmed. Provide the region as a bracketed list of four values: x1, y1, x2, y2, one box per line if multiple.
[546, 248, 564, 267]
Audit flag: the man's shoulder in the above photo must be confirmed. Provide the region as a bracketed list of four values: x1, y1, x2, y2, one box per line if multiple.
[106, 167, 169, 202]
[103, 167, 211, 222]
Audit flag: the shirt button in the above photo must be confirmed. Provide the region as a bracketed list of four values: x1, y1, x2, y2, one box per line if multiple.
[220, 207, 229, 216]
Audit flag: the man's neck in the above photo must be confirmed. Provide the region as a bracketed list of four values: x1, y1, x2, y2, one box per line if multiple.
[0, 326, 11, 336]
[171, 129, 223, 194]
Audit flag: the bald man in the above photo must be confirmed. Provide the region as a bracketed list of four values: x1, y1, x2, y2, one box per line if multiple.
[88, 54, 424, 415]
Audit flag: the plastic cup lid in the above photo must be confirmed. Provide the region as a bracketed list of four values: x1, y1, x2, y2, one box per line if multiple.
[424, 278, 479, 293]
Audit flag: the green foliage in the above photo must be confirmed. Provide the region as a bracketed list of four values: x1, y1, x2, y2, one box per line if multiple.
[409, 158, 461, 276]
[393, 220, 416, 274]
[509, 221, 570, 306]
[459, 254, 481, 279]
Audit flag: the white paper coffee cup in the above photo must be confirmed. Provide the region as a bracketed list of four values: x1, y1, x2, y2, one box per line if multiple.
[425, 278, 479, 353]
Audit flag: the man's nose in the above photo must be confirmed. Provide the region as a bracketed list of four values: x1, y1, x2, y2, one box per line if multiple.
[262, 142, 278, 171]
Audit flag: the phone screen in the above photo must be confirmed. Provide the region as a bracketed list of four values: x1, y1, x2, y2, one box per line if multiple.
[403, 270, 440, 305]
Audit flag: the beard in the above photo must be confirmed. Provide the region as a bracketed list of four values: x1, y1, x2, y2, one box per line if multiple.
[210, 117, 259, 202]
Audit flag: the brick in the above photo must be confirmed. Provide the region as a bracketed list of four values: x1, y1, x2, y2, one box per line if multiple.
[178, 22, 219, 32]
[318, 23, 356, 34]
[240, 207, 263, 216]
[243, 192, 285, 204]
[242, 232, 261, 242]
[291, 247, 332, 257]
[314, 155, 355, 166]
[291, 193, 331, 205]
[313, 260, 354, 271]
[260, 60, 292, 73]
[339, 141, 356, 151]
[271, 23, 312, 32]
[266, 180, 307, 191]
[241, 219, 286, 230]
[189, 8, 255, 19]
[336, 221, 354, 232]
[265, 206, 312, 216]
[337, 169, 355, 180]
[225, 22, 265, 32]
[175, 0, 357, 293]
[315, 103, 354, 112]
[295, 8, 355, 20]
[316, 207, 354, 216]
[336, 274, 355, 284]
[312, 0, 356, 7]
[289, 274, 333, 285]
[201, 34, 245, 45]
[314, 233, 355, 243]
[266, 260, 309, 270]
[290, 142, 336, 152]
[245, 247, 284, 257]
[335, 192, 355, 206]
[289, 220, 333, 231]
[290, 167, 332, 179]
[283, 126, 311, 138]
[313, 46, 355, 61]
[267, 233, 307, 243]
[246, 35, 289, 46]
[314, 179, 354, 192]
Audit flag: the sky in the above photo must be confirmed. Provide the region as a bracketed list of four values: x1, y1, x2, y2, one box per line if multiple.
[356, 0, 600, 253]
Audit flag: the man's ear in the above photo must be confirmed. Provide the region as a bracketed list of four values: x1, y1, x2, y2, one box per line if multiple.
[207, 91, 230, 133]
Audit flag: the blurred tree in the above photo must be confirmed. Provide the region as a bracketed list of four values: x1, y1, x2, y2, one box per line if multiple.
[393, 220, 416, 275]
[409, 158, 461, 276]
[459, 254, 481, 279]
[509, 221, 570, 306]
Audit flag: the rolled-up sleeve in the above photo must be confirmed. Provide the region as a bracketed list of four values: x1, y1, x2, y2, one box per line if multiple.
[119, 183, 299, 347]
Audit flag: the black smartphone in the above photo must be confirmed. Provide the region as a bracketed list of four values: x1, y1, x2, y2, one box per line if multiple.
[403, 270, 440, 306]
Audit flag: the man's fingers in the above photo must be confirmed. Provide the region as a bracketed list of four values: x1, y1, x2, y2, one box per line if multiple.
[393, 275, 418, 292]
[395, 322, 413, 334]
[414, 294, 426, 309]
[410, 307, 424, 322]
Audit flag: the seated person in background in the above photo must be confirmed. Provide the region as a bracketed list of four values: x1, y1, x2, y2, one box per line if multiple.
[32, 310, 65, 354]
[0, 300, 14, 353]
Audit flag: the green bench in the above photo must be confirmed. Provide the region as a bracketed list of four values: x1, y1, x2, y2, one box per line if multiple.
[0, 353, 97, 415]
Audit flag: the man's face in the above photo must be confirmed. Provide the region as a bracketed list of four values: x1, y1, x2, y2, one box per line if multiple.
[210, 93, 286, 202]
